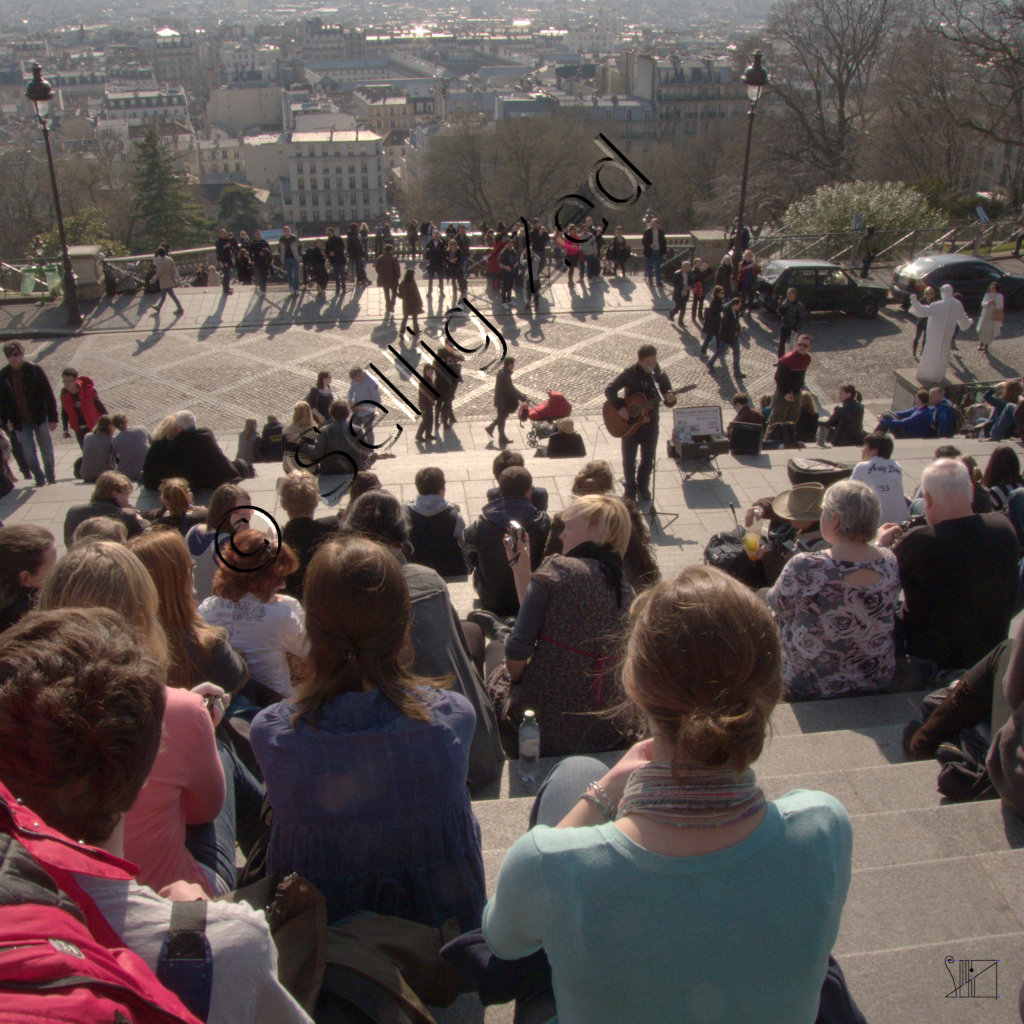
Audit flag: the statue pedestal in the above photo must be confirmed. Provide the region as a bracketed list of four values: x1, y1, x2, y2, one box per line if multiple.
[892, 367, 998, 411]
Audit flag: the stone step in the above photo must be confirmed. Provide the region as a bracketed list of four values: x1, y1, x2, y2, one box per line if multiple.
[474, 720, 912, 801]
[840, 935, 1024, 1024]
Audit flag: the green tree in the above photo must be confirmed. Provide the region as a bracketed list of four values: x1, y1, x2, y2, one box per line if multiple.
[780, 180, 943, 235]
[38, 208, 128, 258]
[217, 184, 265, 235]
[128, 129, 210, 251]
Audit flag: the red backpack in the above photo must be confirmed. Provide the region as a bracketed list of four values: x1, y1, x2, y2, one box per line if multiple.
[0, 783, 204, 1024]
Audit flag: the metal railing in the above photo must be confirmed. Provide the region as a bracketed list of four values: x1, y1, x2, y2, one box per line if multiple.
[3, 220, 1016, 301]
[748, 217, 1020, 269]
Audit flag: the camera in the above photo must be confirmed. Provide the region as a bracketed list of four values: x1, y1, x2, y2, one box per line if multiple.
[505, 520, 525, 550]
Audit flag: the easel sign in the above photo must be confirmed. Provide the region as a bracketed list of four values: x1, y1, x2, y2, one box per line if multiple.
[672, 405, 724, 444]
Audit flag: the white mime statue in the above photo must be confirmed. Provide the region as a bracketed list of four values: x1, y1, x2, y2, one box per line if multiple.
[913, 284, 971, 384]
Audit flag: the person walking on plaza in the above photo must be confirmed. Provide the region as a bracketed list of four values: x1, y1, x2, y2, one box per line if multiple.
[325, 226, 347, 296]
[348, 366, 381, 448]
[857, 226, 878, 279]
[707, 297, 745, 376]
[59, 368, 107, 449]
[0, 341, 58, 487]
[668, 261, 691, 326]
[415, 365, 436, 443]
[688, 257, 708, 322]
[486, 357, 527, 448]
[446, 238, 467, 304]
[375, 243, 401, 316]
[278, 226, 302, 296]
[398, 267, 423, 336]
[768, 334, 813, 426]
[1012, 206, 1023, 259]
[214, 227, 236, 295]
[778, 286, 805, 357]
[641, 217, 667, 286]
[248, 229, 273, 295]
[150, 246, 184, 316]
[425, 229, 447, 301]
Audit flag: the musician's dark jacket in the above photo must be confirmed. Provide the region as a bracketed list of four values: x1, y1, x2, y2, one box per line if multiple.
[604, 364, 673, 425]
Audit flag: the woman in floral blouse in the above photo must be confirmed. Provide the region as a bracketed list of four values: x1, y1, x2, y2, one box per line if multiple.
[766, 479, 900, 700]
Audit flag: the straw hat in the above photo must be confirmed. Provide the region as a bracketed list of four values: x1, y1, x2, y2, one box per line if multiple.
[557, 418, 575, 434]
[772, 482, 825, 523]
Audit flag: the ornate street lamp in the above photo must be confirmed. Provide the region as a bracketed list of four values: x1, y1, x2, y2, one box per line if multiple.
[732, 51, 769, 265]
[25, 63, 82, 325]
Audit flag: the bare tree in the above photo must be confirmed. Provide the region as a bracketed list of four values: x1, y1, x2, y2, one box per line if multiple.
[931, 0, 1024, 203]
[753, 0, 903, 182]
[412, 113, 598, 226]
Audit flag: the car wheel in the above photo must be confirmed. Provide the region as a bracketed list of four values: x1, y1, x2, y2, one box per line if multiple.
[860, 296, 879, 318]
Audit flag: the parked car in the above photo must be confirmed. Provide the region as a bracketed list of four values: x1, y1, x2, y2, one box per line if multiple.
[757, 259, 889, 319]
[891, 254, 1024, 312]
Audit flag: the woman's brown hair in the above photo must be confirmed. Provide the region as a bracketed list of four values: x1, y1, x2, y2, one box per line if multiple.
[129, 530, 231, 688]
[0, 525, 55, 609]
[625, 565, 783, 775]
[295, 536, 442, 725]
[158, 477, 193, 517]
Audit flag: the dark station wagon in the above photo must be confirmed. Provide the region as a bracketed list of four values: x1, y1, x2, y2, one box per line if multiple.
[890, 254, 1024, 312]
[757, 259, 890, 319]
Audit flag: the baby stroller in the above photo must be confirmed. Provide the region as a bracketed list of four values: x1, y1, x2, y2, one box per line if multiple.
[518, 390, 572, 449]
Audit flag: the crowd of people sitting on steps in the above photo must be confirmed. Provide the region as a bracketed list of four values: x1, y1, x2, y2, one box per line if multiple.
[4, 321, 1024, 1022]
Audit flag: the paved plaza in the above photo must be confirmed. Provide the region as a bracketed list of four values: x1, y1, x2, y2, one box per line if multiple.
[2, 261, 1022, 437]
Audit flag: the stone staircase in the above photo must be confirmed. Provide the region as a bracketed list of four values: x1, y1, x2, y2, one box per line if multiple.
[437, 692, 1024, 1023]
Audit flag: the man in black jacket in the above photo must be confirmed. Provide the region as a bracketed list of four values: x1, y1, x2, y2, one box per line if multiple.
[463, 466, 551, 617]
[777, 287, 805, 358]
[0, 342, 58, 487]
[215, 227, 236, 295]
[324, 227, 347, 296]
[248, 230, 273, 294]
[166, 410, 249, 491]
[641, 217, 668, 286]
[604, 344, 676, 503]
[485, 358, 527, 449]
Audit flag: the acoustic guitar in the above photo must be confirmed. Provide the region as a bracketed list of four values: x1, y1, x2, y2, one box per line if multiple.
[602, 385, 694, 440]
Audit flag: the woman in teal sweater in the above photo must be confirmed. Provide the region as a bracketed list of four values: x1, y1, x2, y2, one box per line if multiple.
[482, 565, 857, 1024]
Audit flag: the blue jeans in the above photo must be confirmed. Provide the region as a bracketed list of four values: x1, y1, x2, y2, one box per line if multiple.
[219, 263, 232, 293]
[284, 257, 300, 293]
[645, 252, 663, 284]
[15, 421, 55, 485]
[529, 756, 609, 828]
[184, 739, 264, 892]
[990, 404, 1018, 441]
[708, 337, 741, 374]
[329, 262, 346, 292]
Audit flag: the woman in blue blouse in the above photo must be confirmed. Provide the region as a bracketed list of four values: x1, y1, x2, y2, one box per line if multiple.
[250, 535, 485, 929]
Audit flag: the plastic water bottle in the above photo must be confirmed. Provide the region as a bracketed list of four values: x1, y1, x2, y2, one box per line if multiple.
[518, 710, 540, 783]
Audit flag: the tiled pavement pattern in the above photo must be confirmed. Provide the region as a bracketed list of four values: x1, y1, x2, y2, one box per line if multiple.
[1, 260, 1022, 435]
[3, 270, 1024, 1024]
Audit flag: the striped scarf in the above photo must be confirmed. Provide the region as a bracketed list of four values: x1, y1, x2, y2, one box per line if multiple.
[617, 761, 765, 828]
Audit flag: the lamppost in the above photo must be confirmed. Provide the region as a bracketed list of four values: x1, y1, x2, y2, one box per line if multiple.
[732, 51, 769, 265]
[25, 63, 82, 325]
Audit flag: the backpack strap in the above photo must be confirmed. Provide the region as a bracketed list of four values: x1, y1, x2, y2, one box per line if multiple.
[157, 900, 213, 1023]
